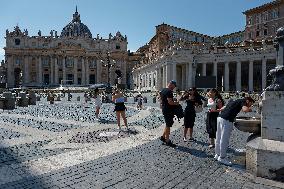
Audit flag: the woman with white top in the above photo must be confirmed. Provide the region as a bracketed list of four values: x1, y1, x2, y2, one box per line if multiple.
[94, 89, 102, 120]
[206, 88, 224, 148]
[112, 90, 128, 131]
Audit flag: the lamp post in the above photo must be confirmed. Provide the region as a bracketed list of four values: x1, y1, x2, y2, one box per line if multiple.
[101, 51, 115, 87]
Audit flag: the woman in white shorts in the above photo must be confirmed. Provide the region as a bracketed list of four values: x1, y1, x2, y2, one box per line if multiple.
[94, 90, 102, 120]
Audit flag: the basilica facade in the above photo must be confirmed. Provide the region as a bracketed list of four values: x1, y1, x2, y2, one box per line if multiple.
[3, 8, 128, 88]
[132, 0, 284, 92]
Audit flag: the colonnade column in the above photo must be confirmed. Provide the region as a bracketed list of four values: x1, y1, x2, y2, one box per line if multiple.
[81, 57, 86, 85]
[74, 57, 78, 85]
[202, 63, 206, 76]
[136, 74, 138, 90]
[54, 56, 58, 84]
[155, 68, 160, 91]
[24, 55, 29, 85]
[187, 62, 193, 88]
[162, 65, 166, 88]
[166, 63, 171, 86]
[224, 62, 229, 91]
[262, 58, 267, 90]
[249, 60, 254, 92]
[7, 55, 15, 88]
[213, 61, 217, 87]
[236, 61, 242, 91]
[138, 74, 141, 91]
[151, 72, 154, 89]
[172, 62, 176, 82]
[37, 56, 42, 85]
[181, 64, 186, 90]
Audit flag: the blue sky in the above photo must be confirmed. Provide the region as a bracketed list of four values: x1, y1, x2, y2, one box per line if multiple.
[0, 0, 272, 61]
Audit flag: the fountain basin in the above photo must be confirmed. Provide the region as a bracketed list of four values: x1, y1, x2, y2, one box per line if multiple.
[234, 116, 261, 134]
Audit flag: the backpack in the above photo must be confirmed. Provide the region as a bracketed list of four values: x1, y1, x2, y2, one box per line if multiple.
[174, 104, 184, 119]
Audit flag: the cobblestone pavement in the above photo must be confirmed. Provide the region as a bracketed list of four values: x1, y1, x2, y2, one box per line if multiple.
[0, 94, 282, 189]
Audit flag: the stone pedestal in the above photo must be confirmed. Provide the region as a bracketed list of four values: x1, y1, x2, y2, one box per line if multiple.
[17, 92, 29, 107]
[28, 91, 36, 105]
[262, 91, 284, 141]
[246, 91, 284, 179]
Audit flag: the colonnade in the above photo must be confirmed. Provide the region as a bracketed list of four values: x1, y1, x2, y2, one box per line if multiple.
[133, 58, 275, 92]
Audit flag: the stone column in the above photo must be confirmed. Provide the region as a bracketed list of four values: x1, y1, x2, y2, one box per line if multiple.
[172, 62, 177, 82]
[24, 55, 29, 85]
[202, 63, 206, 76]
[236, 61, 242, 91]
[86, 58, 90, 85]
[62, 56, 66, 84]
[249, 60, 254, 92]
[7, 55, 15, 88]
[181, 64, 186, 90]
[74, 57, 78, 85]
[37, 56, 42, 85]
[151, 72, 154, 89]
[155, 67, 161, 91]
[138, 74, 141, 90]
[50, 56, 54, 85]
[162, 65, 166, 88]
[54, 56, 58, 84]
[262, 58, 267, 90]
[187, 62, 193, 88]
[166, 63, 171, 85]
[81, 57, 86, 85]
[213, 61, 218, 87]
[224, 62, 229, 91]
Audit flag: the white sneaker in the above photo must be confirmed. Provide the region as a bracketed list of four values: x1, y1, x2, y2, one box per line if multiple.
[217, 157, 232, 166]
[183, 137, 187, 142]
[214, 154, 219, 160]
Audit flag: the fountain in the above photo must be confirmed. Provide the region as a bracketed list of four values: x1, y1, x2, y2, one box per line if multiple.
[245, 27, 284, 181]
[234, 116, 261, 134]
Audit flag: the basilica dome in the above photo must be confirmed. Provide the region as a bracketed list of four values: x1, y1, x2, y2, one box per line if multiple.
[60, 7, 92, 38]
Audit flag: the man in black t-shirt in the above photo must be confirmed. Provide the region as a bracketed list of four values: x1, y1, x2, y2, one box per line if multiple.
[159, 80, 179, 148]
[214, 97, 255, 166]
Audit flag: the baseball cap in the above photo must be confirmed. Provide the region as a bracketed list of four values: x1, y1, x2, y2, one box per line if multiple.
[169, 80, 177, 87]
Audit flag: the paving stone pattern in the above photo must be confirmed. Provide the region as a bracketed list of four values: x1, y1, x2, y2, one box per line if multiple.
[68, 128, 139, 144]
[0, 128, 28, 140]
[0, 140, 74, 165]
[0, 93, 282, 189]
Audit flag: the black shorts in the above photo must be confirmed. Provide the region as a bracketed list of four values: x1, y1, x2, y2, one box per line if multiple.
[114, 103, 126, 111]
[163, 112, 174, 127]
[184, 112, 196, 128]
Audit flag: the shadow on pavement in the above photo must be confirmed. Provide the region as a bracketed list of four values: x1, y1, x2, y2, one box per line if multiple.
[176, 145, 209, 158]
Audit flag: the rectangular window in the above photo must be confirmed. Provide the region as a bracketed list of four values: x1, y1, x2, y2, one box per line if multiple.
[264, 29, 268, 36]
[256, 31, 260, 37]
[66, 58, 74, 68]
[89, 60, 97, 69]
[264, 12, 269, 21]
[248, 32, 252, 39]
[43, 58, 49, 67]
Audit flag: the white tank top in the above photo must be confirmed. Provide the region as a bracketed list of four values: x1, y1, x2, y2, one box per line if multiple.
[207, 98, 217, 111]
